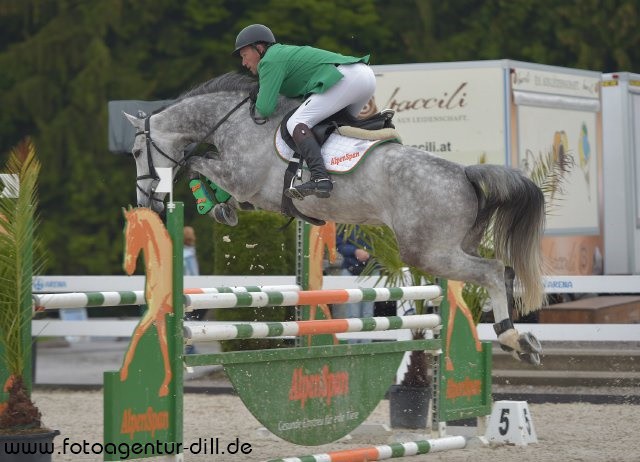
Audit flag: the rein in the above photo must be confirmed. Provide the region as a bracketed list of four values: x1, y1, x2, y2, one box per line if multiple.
[134, 95, 256, 205]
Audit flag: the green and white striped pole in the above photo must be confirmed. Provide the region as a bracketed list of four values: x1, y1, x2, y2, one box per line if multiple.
[184, 313, 441, 342]
[265, 435, 466, 462]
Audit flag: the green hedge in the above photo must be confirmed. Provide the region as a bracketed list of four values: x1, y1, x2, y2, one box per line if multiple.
[210, 211, 297, 351]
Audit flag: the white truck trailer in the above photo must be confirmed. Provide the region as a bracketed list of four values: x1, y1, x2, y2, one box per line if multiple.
[371, 60, 603, 276]
[601, 72, 640, 275]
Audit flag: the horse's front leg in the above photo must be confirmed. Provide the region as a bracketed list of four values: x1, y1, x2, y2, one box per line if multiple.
[493, 267, 542, 366]
[184, 160, 241, 226]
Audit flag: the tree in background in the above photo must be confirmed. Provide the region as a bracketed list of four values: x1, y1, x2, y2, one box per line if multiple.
[375, 0, 639, 70]
[0, 0, 638, 274]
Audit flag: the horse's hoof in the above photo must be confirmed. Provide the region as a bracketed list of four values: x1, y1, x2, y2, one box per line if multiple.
[209, 204, 238, 226]
[503, 332, 542, 366]
[518, 331, 542, 354]
[517, 351, 541, 366]
[497, 328, 520, 352]
[499, 330, 543, 366]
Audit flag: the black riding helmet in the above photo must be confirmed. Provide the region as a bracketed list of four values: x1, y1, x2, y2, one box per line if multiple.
[233, 24, 276, 56]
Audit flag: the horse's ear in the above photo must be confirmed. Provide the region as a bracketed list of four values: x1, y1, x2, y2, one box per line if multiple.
[123, 111, 144, 130]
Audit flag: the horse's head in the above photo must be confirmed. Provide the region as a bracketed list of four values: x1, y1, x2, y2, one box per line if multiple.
[122, 207, 147, 275]
[123, 73, 288, 212]
[123, 112, 182, 214]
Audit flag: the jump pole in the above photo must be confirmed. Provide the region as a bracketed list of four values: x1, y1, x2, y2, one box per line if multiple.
[32, 285, 301, 311]
[184, 314, 441, 341]
[266, 435, 466, 462]
[183, 285, 442, 310]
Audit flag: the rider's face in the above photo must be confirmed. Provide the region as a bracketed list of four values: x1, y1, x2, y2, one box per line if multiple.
[239, 46, 261, 75]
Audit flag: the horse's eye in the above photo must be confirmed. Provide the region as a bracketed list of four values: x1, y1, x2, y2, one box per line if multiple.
[132, 149, 141, 158]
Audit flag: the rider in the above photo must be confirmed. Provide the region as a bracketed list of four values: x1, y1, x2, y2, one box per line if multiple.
[233, 24, 376, 199]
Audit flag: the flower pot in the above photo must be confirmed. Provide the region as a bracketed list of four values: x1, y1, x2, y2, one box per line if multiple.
[388, 384, 431, 429]
[0, 429, 60, 462]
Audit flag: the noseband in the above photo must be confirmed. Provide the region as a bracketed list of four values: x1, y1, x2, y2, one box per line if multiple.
[134, 95, 255, 207]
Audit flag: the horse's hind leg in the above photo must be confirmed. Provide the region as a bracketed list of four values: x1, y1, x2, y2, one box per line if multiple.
[405, 246, 541, 365]
[505, 266, 516, 317]
[461, 224, 543, 365]
[496, 266, 542, 365]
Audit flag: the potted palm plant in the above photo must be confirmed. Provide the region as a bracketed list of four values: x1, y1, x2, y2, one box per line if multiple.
[344, 224, 435, 429]
[0, 139, 58, 461]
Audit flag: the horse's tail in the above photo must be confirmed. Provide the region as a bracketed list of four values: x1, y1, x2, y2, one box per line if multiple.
[465, 164, 546, 314]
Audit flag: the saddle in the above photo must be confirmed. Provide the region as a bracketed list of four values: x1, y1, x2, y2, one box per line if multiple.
[279, 109, 397, 226]
[279, 108, 396, 151]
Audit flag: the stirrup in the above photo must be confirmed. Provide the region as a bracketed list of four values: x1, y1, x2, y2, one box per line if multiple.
[284, 186, 305, 201]
[284, 168, 306, 201]
[285, 178, 332, 200]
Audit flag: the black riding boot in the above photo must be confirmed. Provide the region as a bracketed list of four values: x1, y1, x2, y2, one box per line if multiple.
[285, 123, 333, 199]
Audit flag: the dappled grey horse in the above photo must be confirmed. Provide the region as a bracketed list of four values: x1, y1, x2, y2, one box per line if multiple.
[124, 72, 545, 364]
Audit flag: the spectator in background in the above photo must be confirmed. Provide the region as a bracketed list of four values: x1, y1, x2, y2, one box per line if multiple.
[333, 228, 375, 321]
[183, 226, 199, 277]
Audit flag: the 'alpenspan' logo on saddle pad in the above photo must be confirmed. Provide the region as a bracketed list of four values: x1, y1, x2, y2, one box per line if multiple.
[274, 129, 398, 174]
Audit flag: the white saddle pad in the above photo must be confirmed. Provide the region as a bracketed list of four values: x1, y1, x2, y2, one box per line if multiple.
[274, 129, 390, 174]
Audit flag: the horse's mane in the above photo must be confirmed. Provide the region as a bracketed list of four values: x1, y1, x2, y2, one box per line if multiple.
[177, 72, 258, 101]
[158, 71, 297, 116]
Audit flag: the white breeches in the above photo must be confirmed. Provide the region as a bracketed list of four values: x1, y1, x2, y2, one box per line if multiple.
[286, 63, 376, 136]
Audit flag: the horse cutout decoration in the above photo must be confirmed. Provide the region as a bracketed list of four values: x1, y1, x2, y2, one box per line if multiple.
[123, 72, 545, 365]
[121, 207, 174, 396]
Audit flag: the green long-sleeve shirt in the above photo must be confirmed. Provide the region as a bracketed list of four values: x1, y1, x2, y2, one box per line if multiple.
[255, 43, 370, 118]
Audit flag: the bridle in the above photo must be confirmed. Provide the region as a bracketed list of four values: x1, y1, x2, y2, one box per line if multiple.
[133, 94, 260, 207]
[134, 116, 181, 206]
